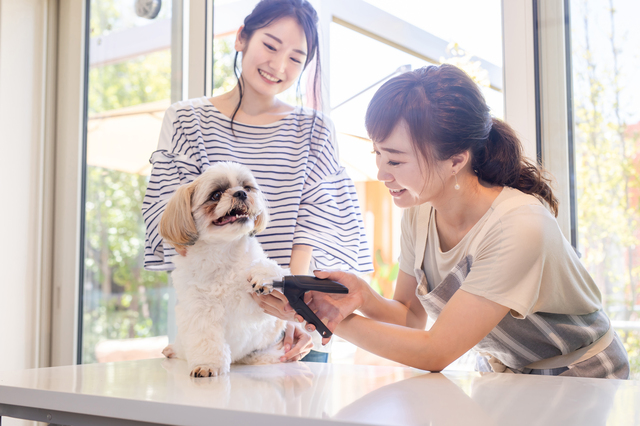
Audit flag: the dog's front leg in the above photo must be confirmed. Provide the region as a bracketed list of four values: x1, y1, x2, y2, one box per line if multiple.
[249, 258, 288, 295]
[176, 302, 231, 377]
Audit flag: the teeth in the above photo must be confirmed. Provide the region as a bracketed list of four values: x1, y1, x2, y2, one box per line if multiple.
[390, 189, 404, 193]
[259, 69, 280, 82]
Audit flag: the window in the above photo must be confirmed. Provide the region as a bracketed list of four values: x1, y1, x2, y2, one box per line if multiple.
[568, 0, 640, 377]
[80, 0, 178, 363]
[537, 0, 640, 378]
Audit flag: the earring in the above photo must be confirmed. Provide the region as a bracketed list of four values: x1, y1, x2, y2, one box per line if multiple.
[453, 172, 460, 190]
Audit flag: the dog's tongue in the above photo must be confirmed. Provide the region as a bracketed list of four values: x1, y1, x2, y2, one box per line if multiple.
[214, 215, 238, 226]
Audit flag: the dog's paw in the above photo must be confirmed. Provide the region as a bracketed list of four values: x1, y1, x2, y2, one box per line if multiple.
[251, 278, 274, 295]
[190, 364, 229, 378]
[162, 344, 176, 359]
[249, 260, 286, 295]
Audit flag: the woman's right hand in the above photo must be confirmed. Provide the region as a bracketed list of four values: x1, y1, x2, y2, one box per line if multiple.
[297, 270, 368, 345]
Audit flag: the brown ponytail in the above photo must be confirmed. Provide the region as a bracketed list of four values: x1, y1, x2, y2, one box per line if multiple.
[474, 118, 558, 216]
[365, 64, 558, 216]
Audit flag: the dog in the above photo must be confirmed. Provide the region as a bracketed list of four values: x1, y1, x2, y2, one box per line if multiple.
[158, 161, 289, 377]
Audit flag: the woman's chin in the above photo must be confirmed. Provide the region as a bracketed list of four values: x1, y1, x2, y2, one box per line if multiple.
[392, 195, 419, 209]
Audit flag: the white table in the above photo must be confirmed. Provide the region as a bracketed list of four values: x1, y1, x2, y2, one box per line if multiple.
[0, 358, 638, 426]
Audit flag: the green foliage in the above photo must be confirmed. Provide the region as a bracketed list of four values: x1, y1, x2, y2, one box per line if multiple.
[89, 50, 171, 114]
[82, 166, 169, 362]
[82, 289, 170, 364]
[621, 330, 640, 379]
[84, 166, 167, 292]
[213, 36, 238, 96]
[370, 250, 399, 297]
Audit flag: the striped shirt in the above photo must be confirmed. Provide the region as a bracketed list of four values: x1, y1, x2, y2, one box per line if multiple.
[142, 97, 373, 273]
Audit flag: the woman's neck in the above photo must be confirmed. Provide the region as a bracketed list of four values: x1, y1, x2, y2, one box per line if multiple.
[210, 84, 295, 125]
[433, 177, 503, 252]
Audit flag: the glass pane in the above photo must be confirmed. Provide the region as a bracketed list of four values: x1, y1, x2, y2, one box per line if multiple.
[570, 0, 640, 377]
[82, 0, 176, 363]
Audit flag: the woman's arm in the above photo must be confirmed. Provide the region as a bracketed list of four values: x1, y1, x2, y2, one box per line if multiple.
[335, 289, 510, 371]
[309, 270, 427, 330]
[289, 244, 313, 275]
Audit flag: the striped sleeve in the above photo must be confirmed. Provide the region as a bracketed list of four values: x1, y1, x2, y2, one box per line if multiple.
[142, 105, 203, 271]
[293, 117, 374, 273]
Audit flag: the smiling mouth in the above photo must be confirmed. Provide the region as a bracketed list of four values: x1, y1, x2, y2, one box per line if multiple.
[259, 69, 281, 83]
[389, 188, 406, 196]
[213, 207, 250, 226]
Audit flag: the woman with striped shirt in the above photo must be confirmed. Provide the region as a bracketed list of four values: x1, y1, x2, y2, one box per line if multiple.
[142, 0, 373, 362]
[302, 64, 630, 378]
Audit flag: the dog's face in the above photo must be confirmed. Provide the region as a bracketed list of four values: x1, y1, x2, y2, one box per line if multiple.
[159, 162, 268, 247]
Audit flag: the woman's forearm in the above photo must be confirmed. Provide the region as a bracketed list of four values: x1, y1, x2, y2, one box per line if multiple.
[336, 314, 446, 371]
[359, 289, 426, 329]
[289, 244, 313, 275]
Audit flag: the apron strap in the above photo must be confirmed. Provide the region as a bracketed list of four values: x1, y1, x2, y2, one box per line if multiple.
[413, 204, 433, 272]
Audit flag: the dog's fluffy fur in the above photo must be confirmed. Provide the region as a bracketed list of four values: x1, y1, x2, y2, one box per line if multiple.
[159, 161, 288, 377]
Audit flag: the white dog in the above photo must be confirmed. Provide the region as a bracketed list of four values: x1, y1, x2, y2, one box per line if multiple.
[159, 161, 288, 377]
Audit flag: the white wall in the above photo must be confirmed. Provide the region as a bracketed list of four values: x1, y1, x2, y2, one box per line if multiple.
[0, 0, 49, 372]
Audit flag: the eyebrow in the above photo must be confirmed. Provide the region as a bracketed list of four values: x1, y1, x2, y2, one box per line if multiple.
[374, 143, 407, 155]
[265, 33, 307, 56]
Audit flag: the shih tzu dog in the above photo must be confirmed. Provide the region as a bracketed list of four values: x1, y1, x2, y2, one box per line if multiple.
[159, 161, 288, 377]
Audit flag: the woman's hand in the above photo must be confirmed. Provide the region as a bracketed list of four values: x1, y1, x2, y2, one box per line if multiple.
[251, 289, 297, 321]
[297, 270, 368, 345]
[280, 322, 313, 362]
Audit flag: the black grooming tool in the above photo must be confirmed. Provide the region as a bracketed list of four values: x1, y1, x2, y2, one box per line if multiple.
[271, 275, 348, 338]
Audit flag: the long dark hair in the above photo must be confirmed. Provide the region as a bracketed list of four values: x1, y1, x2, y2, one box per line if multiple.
[231, 0, 321, 131]
[365, 64, 558, 216]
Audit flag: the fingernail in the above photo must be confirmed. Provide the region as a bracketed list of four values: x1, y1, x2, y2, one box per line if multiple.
[295, 317, 302, 323]
[285, 344, 291, 352]
[306, 326, 313, 332]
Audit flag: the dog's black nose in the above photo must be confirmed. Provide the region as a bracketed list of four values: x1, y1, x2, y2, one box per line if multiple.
[234, 190, 247, 200]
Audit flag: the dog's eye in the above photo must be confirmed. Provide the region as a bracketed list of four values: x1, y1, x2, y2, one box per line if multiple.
[244, 186, 253, 192]
[210, 191, 222, 201]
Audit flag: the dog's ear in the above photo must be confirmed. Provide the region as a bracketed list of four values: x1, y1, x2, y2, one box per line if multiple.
[251, 207, 269, 236]
[159, 182, 198, 248]
[250, 188, 269, 236]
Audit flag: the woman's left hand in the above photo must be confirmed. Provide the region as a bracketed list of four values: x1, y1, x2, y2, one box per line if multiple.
[280, 322, 313, 362]
[251, 289, 297, 321]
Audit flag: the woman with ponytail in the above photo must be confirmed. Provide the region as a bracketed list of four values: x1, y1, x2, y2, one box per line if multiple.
[301, 64, 629, 378]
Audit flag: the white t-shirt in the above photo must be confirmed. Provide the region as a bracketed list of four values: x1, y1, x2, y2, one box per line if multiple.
[399, 187, 602, 319]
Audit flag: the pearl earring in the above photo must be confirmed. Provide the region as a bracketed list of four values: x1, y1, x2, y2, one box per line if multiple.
[453, 173, 460, 190]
